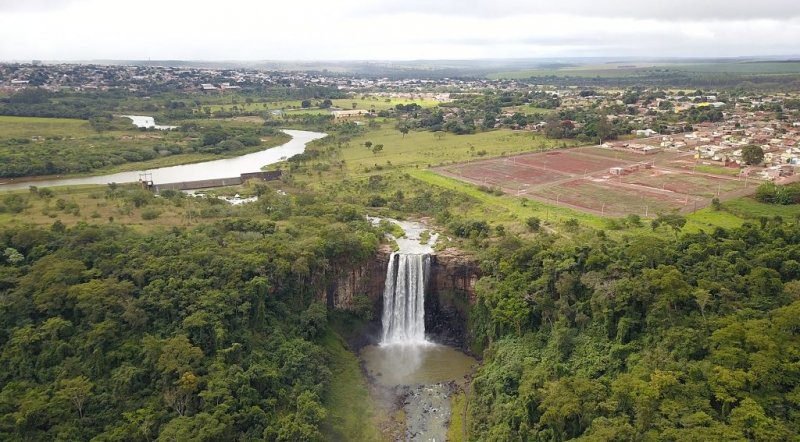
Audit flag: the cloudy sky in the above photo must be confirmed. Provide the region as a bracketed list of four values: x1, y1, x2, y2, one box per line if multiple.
[1, 0, 799, 60]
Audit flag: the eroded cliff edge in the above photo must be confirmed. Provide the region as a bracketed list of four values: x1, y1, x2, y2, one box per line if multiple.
[318, 245, 481, 350]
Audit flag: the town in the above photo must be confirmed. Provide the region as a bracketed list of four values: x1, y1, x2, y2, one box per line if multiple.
[3, 62, 799, 186]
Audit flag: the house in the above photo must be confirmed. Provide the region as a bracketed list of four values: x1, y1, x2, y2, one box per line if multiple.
[633, 129, 658, 137]
[332, 109, 370, 119]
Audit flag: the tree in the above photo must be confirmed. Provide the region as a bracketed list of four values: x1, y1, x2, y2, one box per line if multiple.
[3, 247, 24, 265]
[372, 144, 384, 154]
[164, 371, 199, 416]
[201, 126, 227, 146]
[398, 125, 409, 138]
[157, 335, 203, 378]
[594, 114, 613, 144]
[56, 376, 93, 419]
[742, 145, 764, 165]
[694, 288, 711, 322]
[651, 213, 686, 238]
[364, 141, 372, 149]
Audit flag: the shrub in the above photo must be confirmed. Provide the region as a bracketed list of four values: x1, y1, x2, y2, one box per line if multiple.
[141, 208, 161, 220]
[449, 219, 490, 238]
[526, 217, 541, 232]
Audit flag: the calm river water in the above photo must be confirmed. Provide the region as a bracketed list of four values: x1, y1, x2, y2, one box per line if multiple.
[0, 129, 326, 191]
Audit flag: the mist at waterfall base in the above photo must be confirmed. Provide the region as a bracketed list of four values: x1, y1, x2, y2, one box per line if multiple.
[360, 219, 474, 387]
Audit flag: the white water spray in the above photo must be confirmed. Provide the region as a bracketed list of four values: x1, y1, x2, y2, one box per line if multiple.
[368, 217, 438, 346]
[381, 253, 430, 344]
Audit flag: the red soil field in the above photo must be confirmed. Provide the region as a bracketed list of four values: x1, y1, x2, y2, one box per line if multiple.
[514, 151, 627, 175]
[439, 160, 569, 189]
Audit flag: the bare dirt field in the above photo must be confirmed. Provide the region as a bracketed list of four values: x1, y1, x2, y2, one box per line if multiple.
[435, 146, 759, 217]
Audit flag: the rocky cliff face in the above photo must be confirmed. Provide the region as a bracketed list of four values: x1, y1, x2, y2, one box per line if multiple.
[320, 246, 481, 350]
[319, 245, 391, 313]
[425, 248, 481, 350]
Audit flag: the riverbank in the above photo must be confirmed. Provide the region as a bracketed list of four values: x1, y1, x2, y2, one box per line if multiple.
[0, 129, 325, 191]
[0, 132, 291, 185]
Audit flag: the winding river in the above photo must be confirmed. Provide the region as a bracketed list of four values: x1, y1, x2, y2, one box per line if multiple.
[0, 129, 326, 191]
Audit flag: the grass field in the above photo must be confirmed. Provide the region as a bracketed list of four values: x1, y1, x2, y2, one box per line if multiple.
[685, 207, 746, 232]
[336, 127, 573, 174]
[0, 185, 189, 229]
[204, 95, 441, 115]
[722, 197, 800, 220]
[0, 115, 94, 138]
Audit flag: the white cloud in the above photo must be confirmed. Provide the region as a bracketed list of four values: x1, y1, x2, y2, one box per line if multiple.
[361, 0, 800, 20]
[0, 0, 798, 60]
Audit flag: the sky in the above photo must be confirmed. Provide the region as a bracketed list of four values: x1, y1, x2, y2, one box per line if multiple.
[1, 0, 799, 61]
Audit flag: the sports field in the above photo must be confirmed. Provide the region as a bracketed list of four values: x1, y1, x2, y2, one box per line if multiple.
[435, 146, 757, 217]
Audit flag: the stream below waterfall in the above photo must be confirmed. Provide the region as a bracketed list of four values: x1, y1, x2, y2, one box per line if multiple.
[362, 218, 477, 441]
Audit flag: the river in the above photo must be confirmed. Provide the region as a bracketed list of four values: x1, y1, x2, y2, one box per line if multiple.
[0, 129, 326, 191]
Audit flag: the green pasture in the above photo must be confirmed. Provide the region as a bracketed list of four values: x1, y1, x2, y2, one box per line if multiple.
[200, 94, 441, 115]
[0, 115, 97, 138]
[337, 127, 572, 174]
[722, 196, 800, 220]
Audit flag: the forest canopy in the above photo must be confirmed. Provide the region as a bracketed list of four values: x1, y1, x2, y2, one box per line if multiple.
[466, 220, 800, 441]
[0, 206, 379, 440]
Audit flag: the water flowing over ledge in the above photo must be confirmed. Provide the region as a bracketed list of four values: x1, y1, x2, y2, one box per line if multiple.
[381, 253, 430, 345]
[370, 218, 439, 346]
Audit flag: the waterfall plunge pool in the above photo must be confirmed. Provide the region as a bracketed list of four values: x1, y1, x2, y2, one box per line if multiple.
[360, 343, 476, 387]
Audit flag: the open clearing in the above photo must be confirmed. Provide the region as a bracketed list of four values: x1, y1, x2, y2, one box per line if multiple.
[435, 146, 758, 217]
[0, 115, 94, 138]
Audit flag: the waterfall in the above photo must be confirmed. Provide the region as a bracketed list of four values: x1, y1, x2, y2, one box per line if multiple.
[381, 252, 431, 344]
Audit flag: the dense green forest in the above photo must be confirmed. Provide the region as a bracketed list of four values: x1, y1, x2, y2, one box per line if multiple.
[466, 220, 800, 441]
[0, 198, 380, 440]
